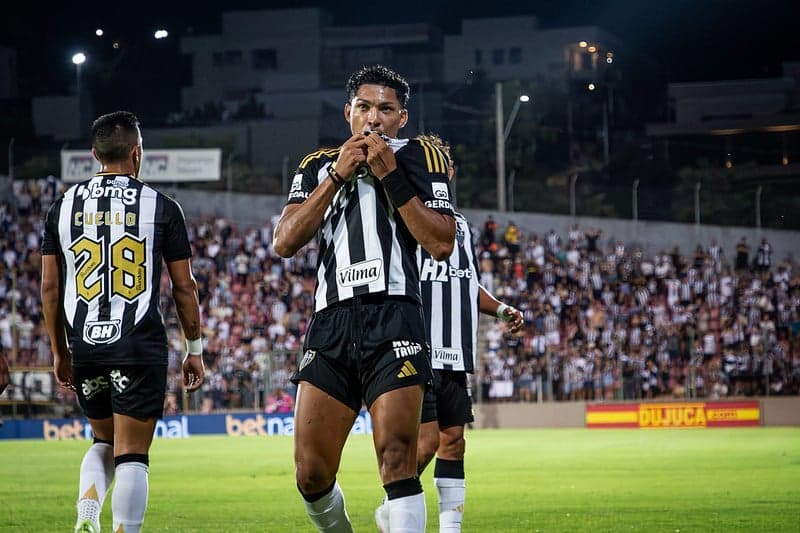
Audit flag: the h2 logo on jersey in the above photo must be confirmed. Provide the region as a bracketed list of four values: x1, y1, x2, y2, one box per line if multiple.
[83, 320, 122, 345]
[419, 258, 473, 283]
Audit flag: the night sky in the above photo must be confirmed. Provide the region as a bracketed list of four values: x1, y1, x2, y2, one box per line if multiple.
[1, 0, 795, 97]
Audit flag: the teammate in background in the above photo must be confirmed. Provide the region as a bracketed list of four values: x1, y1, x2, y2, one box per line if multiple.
[41, 111, 205, 533]
[273, 65, 456, 532]
[0, 354, 9, 394]
[376, 134, 523, 532]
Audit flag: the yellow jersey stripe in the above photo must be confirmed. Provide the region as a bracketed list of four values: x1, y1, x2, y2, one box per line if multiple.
[299, 149, 341, 169]
[420, 141, 435, 173]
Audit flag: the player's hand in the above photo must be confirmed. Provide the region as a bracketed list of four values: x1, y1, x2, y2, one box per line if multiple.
[335, 134, 369, 180]
[53, 352, 75, 391]
[501, 305, 524, 334]
[0, 355, 9, 395]
[182, 354, 205, 393]
[364, 132, 397, 179]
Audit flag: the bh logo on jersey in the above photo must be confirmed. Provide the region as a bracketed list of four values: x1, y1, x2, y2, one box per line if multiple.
[81, 376, 108, 400]
[110, 369, 130, 393]
[84, 320, 122, 345]
[419, 258, 473, 283]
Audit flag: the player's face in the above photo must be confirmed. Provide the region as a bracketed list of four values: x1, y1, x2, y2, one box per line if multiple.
[344, 84, 407, 138]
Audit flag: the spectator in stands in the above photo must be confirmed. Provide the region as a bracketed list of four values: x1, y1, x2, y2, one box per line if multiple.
[503, 220, 520, 258]
[2, 175, 800, 411]
[0, 353, 8, 394]
[481, 215, 498, 253]
[756, 238, 772, 272]
[735, 237, 750, 271]
[265, 387, 294, 414]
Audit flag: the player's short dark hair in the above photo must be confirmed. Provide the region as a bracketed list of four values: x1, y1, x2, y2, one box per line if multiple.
[91, 111, 140, 162]
[346, 65, 410, 108]
[418, 133, 453, 167]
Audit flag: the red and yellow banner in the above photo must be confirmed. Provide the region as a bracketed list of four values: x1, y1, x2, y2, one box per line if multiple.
[586, 401, 760, 429]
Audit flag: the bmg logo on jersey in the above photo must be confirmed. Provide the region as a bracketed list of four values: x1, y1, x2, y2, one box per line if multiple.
[81, 376, 109, 400]
[420, 258, 473, 283]
[77, 181, 138, 205]
[83, 320, 122, 345]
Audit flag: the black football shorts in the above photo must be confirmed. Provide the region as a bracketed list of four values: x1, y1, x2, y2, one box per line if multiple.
[293, 294, 432, 412]
[420, 369, 474, 426]
[73, 364, 168, 420]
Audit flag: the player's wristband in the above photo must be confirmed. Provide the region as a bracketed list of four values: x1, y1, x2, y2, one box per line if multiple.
[327, 165, 345, 188]
[496, 303, 510, 320]
[185, 337, 203, 355]
[380, 168, 416, 207]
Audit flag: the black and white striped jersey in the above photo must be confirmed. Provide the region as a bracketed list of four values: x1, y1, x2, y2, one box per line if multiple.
[287, 138, 454, 312]
[41, 173, 191, 366]
[418, 212, 480, 373]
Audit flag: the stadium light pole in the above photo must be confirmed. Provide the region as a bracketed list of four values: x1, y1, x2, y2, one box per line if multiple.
[694, 182, 701, 225]
[755, 185, 763, 229]
[7, 138, 13, 179]
[632, 179, 639, 221]
[72, 52, 86, 96]
[72, 52, 86, 131]
[495, 82, 530, 212]
[570, 174, 579, 217]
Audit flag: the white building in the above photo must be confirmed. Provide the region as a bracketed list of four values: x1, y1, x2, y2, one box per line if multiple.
[443, 16, 622, 88]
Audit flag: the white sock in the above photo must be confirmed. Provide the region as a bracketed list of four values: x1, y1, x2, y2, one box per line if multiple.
[302, 481, 353, 532]
[388, 492, 427, 532]
[435, 477, 466, 532]
[112, 461, 149, 533]
[76, 442, 114, 530]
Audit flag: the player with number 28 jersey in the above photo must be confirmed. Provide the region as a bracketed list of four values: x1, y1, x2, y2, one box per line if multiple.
[41, 173, 192, 366]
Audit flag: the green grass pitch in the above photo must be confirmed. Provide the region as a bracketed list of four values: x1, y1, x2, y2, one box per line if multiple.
[1, 428, 798, 532]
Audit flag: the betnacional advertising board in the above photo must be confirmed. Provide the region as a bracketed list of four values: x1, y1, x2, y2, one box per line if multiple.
[586, 401, 761, 429]
[0, 411, 373, 440]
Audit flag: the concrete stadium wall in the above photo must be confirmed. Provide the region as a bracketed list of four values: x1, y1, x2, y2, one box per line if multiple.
[761, 397, 800, 426]
[473, 401, 586, 428]
[463, 209, 800, 269]
[472, 397, 800, 429]
[160, 190, 799, 262]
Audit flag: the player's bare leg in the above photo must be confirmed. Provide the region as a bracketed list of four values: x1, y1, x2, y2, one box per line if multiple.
[75, 418, 114, 533]
[416, 420, 440, 474]
[434, 424, 467, 532]
[371, 384, 426, 532]
[294, 382, 357, 532]
[111, 414, 157, 533]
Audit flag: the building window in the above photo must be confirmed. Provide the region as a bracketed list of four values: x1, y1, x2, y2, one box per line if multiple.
[224, 50, 243, 65]
[213, 50, 243, 67]
[492, 48, 505, 65]
[181, 54, 193, 87]
[474, 49, 482, 65]
[509, 47, 522, 64]
[252, 48, 277, 70]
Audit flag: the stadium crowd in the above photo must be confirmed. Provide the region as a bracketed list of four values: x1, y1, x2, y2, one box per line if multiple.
[1, 181, 799, 414]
